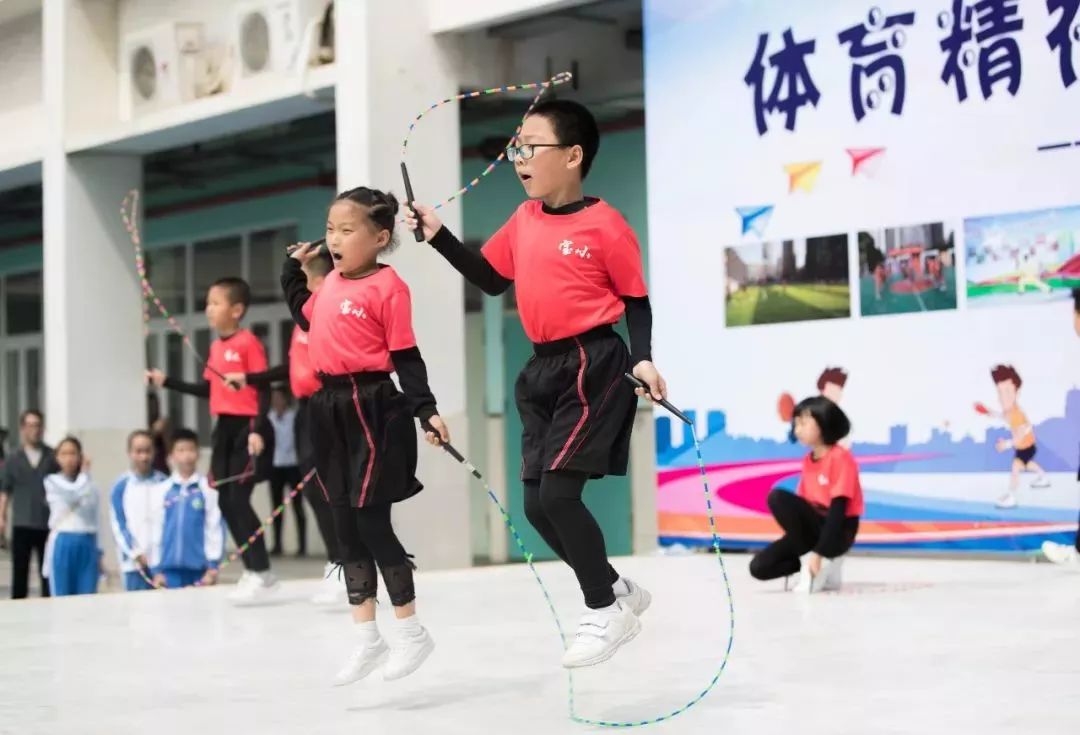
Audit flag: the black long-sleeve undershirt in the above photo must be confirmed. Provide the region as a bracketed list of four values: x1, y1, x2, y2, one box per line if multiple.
[814, 497, 851, 557]
[281, 257, 312, 331]
[428, 225, 653, 364]
[162, 376, 211, 398]
[245, 364, 289, 388]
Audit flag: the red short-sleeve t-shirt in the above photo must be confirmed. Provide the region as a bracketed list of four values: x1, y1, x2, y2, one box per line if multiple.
[481, 200, 648, 343]
[205, 329, 267, 417]
[303, 266, 417, 375]
[796, 445, 864, 517]
[288, 325, 321, 399]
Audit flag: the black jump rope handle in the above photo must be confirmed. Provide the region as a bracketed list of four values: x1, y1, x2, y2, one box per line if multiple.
[286, 238, 326, 256]
[401, 162, 426, 243]
[623, 373, 692, 426]
[421, 421, 467, 464]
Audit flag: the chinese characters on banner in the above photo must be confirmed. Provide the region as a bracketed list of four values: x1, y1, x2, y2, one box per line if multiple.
[746, 1, 1079, 135]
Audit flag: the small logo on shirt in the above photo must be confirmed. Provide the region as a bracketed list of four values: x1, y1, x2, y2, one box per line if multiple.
[190, 497, 204, 510]
[818, 473, 829, 486]
[223, 349, 241, 363]
[558, 239, 591, 259]
[339, 299, 367, 320]
[296, 332, 309, 344]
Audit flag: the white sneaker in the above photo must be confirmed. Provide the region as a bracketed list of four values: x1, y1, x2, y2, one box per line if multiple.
[1030, 476, 1051, 489]
[311, 563, 348, 606]
[1042, 540, 1079, 566]
[333, 636, 390, 687]
[615, 577, 652, 617]
[383, 626, 435, 681]
[816, 556, 845, 592]
[790, 554, 813, 593]
[995, 492, 1018, 509]
[561, 602, 641, 669]
[228, 570, 280, 605]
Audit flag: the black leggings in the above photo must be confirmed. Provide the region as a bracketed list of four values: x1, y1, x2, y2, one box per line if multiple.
[305, 481, 340, 562]
[749, 490, 859, 581]
[523, 470, 619, 609]
[218, 482, 270, 573]
[331, 503, 414, 607]
[269, 466, 306, 554]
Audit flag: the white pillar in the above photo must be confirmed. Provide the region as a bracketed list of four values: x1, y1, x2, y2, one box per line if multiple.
[335, 1, 471, 569]
[43, 0, 145, 575]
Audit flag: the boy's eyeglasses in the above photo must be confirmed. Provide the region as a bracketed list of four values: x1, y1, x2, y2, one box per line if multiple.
[505, 143, 568, 162]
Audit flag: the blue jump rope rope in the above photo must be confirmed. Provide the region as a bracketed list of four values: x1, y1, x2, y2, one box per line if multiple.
[425, 373, 735, 728]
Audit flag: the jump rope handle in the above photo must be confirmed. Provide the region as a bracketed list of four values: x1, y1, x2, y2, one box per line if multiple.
[623, 373, 693, 426]
[401, 162, 426, 243]
[286, 238, 325, 256]
[421, 420, 467, 464]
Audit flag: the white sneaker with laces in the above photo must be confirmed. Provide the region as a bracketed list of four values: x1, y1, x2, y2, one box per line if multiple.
[614, 577, 652, 617]
[311, 562, 348, 606]
[334, 636, 390, 687]
[383, 625, 435, 681]
[1042, 540, 1079, 566]
[561, 602, 641, 669]
[228, 570, 280, 605]
[1030, 475, 1051, 489]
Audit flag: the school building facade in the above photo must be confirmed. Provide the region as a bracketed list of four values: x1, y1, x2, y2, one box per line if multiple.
[0, 0, 655, 571]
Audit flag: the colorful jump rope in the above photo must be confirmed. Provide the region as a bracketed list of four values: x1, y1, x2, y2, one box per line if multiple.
[398, 71, 573, 228]
[121, 191, 237, 388]
[427, 375, 735, 728]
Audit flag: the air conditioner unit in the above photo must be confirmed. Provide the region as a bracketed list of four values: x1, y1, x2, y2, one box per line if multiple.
[119, 23, 204, 121]
[231, 0, 330, 86]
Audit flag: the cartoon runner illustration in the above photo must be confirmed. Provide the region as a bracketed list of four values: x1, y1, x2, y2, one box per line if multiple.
[975, 364, 1050, 509]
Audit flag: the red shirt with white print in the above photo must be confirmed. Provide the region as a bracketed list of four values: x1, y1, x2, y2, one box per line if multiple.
[205, 329, 267, 416]
[302, 266, 417, 375]
[288, 325, 321, 399]
[796, 445, 864, 517]
[481, 199, 648, 343]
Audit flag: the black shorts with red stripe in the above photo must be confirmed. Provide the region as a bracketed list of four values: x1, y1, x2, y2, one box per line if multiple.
[211, 414, 275, 487]
[308, 372, 422, 508]
[516, 324, 638, 482]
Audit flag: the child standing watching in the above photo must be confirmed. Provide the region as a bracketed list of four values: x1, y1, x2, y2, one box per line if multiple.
[110, 430, 168, 591]
[266, 386, 305, 556]
[146, 277, 278, 603]
[43, 437, 100, 596]
[150, 429, 224, 589]
[406, 99, 662, 668]
[284, 187, 449, 685]
[749, 396, 862, 593]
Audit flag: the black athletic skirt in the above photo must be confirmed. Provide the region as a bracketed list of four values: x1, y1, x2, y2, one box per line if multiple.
[308, 372, 422, 508]
[515, 324, 637, 482]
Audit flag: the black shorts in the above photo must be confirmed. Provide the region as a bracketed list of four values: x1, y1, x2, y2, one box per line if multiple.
[1015, 445, 1037, 464]
[211, 414, 275, 486]
[309, 372, 421, 508]
[515, 324, 637, 482]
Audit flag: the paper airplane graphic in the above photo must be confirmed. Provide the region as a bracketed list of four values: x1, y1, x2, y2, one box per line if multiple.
[784, 161, 822, 193]
[846, 147, 886, 176]
[736, 205, 774, 237]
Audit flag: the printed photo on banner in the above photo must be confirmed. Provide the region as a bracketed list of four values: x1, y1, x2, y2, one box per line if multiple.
[859, 222, 957, 316]
[724, 235, 850, 327]
[965, 204, 1080, 309]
